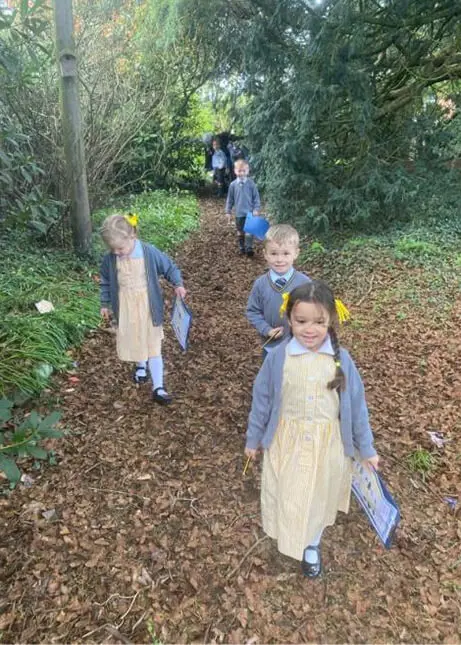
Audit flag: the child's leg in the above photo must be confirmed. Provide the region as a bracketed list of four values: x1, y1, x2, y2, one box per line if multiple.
[148, 355, 164, 391]
[149, 355, 173, 404]
[304, 529, 323, 563]
[245, 232, 254, 253]
[133, 360, 148, 383]
[216, 169, 225, 196]
[301, 529, 323, 577]
[235, 216, 246, 252]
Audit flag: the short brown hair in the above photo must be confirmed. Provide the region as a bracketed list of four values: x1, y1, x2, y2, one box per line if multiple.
[234, 159, 249, 170]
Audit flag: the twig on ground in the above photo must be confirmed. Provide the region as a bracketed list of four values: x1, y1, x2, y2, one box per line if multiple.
[116, 588, 145, 629]
[95, 593, 137, 608]
[88, 487, 150, 502]
[82, 623, 111, 639]
[226, 535, 269, 580]
[105, 625, 133, 644]
[83, 462, 103, 475]
[131, 611, 147, 634]
[357, 274, 375, 306]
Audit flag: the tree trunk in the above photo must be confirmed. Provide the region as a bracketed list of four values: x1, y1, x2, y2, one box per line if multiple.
[53, 0, 92, 256]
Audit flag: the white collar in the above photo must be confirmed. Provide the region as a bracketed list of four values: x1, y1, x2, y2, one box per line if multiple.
[270, 268, 294, 284]
[287, 335, 334, 356]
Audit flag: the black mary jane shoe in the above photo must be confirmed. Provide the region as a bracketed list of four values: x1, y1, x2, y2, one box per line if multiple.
[133, 367, 149, 384]
[246, 249, 255, 257]
[301, 546, 322, 579]
[152, 387, 173, 405]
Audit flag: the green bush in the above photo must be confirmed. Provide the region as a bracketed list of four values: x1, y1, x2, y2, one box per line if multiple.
[0, 191, 200, 396]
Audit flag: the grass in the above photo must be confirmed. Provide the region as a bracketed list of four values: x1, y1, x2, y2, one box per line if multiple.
[299, 213, 461, 327]
[407, 447, 436, 480]
[0, 190, 200, 396]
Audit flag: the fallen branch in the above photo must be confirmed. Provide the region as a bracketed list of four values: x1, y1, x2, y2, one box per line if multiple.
[226, 535, 269, 580]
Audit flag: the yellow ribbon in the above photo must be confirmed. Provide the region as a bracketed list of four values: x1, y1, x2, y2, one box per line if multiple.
[335, 298, 351, 324]
[279, 292, 290, 317]
[124, 212, 138, 228]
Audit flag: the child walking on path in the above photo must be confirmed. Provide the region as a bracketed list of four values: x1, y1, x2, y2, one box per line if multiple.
[211, 138, 228, 197]
[246, 225, 310, 357]
[99, 214, 187, 405]
[225, 159, 261, 257]
[245, 280, 379, 578]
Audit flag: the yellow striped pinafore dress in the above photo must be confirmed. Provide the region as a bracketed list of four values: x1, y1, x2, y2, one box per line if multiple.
[261, 351, 352, 560]
[116, 256, 163, 362]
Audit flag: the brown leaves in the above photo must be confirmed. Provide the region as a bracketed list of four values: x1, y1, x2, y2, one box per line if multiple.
[0, 199, 460, 643]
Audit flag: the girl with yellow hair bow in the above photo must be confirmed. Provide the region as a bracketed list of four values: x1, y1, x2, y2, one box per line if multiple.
[99, 213, 187, 405]
[245, 279, 379, 579]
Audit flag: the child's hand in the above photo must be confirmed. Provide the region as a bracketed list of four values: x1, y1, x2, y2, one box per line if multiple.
[175, 286, 187, 300]
[225, 212, 233, 226]
[268, 326, 284, 339]
[100, 307, 111, 320]
[364, 454, 380, 470]
[244, 447, 258, 460]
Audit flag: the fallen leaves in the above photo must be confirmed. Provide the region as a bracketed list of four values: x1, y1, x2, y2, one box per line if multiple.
[0, 199, 460, 643]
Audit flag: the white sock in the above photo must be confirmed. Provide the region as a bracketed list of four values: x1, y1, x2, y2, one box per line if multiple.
[303, 530, 323, 564]
[135, 361, 147, 379]
[148, 356, 165, 392]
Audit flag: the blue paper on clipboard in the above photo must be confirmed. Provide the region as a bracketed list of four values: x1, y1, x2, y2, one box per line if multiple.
[171, 296, 192, 351]
[352, 456, 400, 549]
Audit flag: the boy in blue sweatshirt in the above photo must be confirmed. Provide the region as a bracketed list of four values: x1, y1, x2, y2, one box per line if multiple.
[225, 159, 261, 257]
[246, 224, 311, 357]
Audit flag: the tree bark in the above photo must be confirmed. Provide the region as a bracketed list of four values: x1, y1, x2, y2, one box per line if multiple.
[53, 0, 92, 256]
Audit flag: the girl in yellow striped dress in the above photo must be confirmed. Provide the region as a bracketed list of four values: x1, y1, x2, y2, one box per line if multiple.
[245, 280, 379, 578]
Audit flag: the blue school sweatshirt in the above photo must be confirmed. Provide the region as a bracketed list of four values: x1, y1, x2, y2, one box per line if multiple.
[246, 270, 311, 349]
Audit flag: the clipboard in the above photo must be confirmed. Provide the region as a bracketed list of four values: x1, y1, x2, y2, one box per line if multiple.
[351, 456, 400, 549]
[171, 296, 192, 351]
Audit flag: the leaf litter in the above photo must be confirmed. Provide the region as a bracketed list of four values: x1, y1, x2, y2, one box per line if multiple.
[0, 199, 460, 643]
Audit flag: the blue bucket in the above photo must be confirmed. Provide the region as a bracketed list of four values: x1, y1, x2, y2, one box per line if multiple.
[243, 213, 270, 240]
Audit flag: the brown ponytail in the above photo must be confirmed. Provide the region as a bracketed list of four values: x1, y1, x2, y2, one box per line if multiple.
[328, 325, 346, 391]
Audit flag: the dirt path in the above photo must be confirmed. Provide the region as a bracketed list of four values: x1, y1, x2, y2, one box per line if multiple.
[1, 199, 460, 643]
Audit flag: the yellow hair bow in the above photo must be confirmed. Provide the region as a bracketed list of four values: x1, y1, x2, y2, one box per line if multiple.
[124, 212, 138, 228]
[335, 298, 351, 324]
[279, 292, 290, 316]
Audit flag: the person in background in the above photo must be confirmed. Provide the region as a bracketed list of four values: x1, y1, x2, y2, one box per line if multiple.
[225, 159, 261, 257]
[246, 224, 310, 356]
[211, 138, 228, 197]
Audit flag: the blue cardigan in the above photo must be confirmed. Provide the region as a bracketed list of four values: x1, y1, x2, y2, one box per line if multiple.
[100, 241, 183, 325]
[246, 339, 377, 459]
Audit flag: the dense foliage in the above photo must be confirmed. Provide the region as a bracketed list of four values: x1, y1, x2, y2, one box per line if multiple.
[2, 0, 461, 234]
[164, 0, 461, 229]
[0, 0, 215, 238]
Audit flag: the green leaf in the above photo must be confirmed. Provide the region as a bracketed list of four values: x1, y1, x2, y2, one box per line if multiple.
[26, 445, 48, 460]
[38, 411, 61, 432]
[0, 399, 13, 423]
[38, 427, 62, 439]
[0, 454, 21, 483]
[28, 410, 40, 427]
